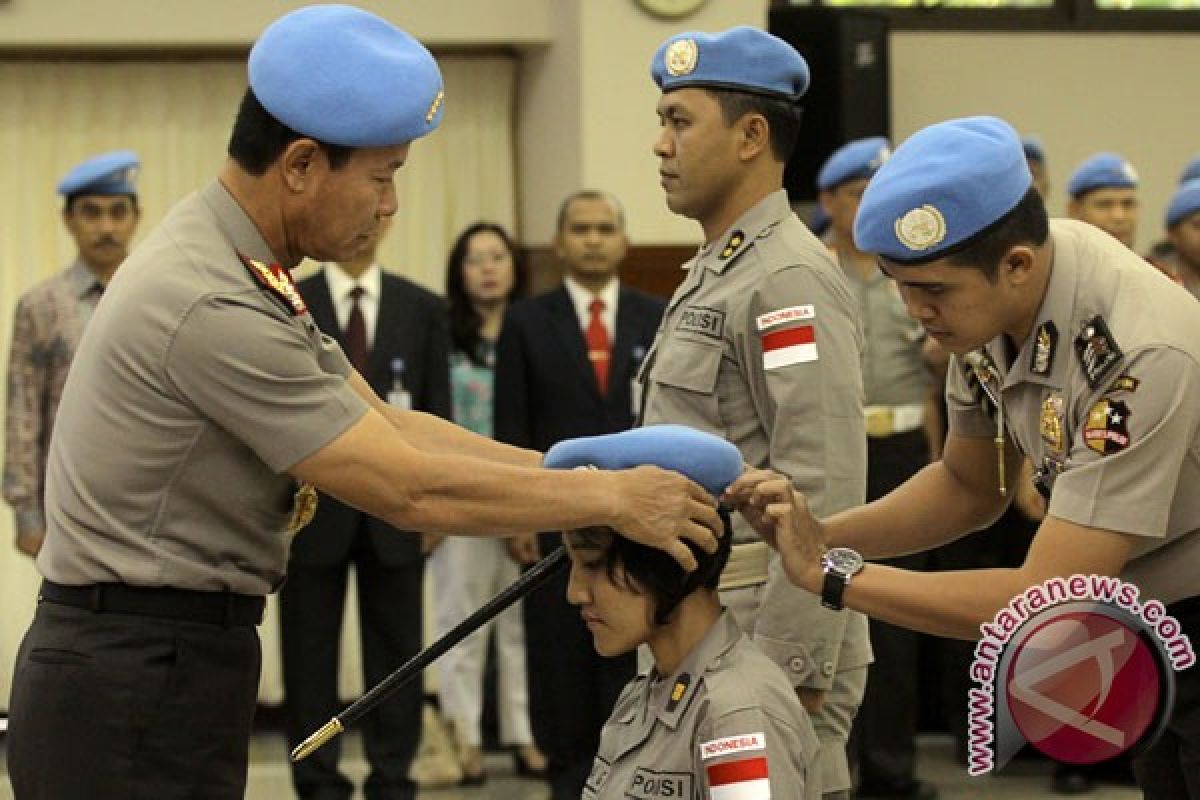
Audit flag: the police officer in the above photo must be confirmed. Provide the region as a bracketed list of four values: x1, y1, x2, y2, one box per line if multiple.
[730, 116, 1200, 800]
[6, 8, 719, 799]
[1022, 136, 1049, 199]
[544, 425, 820, 800]
[819, 138, 939, 800]
[1162, 179, 1200, 299]
[641, 26, 870, 799]
[1066, 152, 1140, 250]
[3, 150, 140, 558]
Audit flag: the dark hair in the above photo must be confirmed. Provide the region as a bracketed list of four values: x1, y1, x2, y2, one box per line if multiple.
[227, 89, 355, 176]
[944, 188, 1050, 280]
[63, 193, 139, 215]
[573, 509, 733, 626]
[706, 89, 804, 163]
[555, 189, 627, 233]
[444, 222, 527, 366]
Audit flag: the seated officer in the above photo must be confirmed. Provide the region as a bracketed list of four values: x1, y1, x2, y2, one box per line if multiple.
[1066, 153, 1139, 250]
[546, 425, 821, 800]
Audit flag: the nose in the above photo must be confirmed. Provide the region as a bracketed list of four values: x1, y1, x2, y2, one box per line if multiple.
[378, 180, 398, 218]
[897, 285, 935, 322]
[565, 563, 589, 607]
[653, 127, 672, 159]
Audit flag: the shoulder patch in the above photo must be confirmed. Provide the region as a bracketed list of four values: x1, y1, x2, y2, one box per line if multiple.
[1083, 398, 1132, 455]
[706, 756, 770, 798]
[239, 253, 307, 316]
[756, 304, 815, 331]
[700, 732, 766, 761]
[1074, 316, 1122, 388]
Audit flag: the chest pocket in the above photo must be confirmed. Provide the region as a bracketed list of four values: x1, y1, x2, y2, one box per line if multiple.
[652, 337, 721, 395]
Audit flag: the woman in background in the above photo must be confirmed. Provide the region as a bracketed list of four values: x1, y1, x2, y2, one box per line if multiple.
[429, 222, 547, 785]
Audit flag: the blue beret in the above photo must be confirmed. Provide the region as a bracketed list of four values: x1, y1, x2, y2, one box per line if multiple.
[57, 150, 139, 197]
[817, 136, 891, 191]
[1179, 156, 1200, 186]
[651, 26, 809, 100]
[543, 425, 742, 499]
[1066, 153, 1138, 198]
[853, 116, 1031, 263]
[1166, 179, 1200, 228]
[249, 5, 444, 148]
[1021, 136, 1046, 165]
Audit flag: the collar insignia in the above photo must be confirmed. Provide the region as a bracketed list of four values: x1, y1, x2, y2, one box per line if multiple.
[1031, 320, 1057, 376]
[239, 253, 307, 316]
[1074, 315, 1122, 388]
[719, 230, 745, 260]
[666, 672, 691, 713]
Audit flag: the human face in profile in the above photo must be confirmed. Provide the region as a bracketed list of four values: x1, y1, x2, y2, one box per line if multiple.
[564, 528, 654, 658]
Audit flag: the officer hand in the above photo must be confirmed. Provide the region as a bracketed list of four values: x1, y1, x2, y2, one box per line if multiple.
[722, 467, 780, 540]
[609, 466, 720, 572]
[15, 526, 45, 558]
[731, 473, 826, 594]
[506, 534, 540, 566]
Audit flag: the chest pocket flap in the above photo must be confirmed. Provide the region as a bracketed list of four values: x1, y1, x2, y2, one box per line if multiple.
[652, 337, 722, 395]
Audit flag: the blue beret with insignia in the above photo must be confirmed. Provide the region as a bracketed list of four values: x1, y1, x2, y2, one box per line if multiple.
[1021, 136, 1046, 165]
[1179, 156, 1200, 186]
[817, 136, 891, 191]
[249, 4, 444, 148]
[853, 116, 1031, 263]
[1166, 179, 1200, 228]
[57, 150, 140, 197]
[543, 425, 742, 499]
[1066, 153, 1138, 198]
[651, 26, 809, 100]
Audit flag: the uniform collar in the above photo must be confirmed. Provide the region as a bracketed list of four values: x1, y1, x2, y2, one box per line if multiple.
[203, 180, 279, 267]
[693, 190, 791, 276]
[999, 221, 1079, 391]
[66, 259, 105, 299]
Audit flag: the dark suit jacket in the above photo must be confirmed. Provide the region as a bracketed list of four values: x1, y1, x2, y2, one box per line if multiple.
[494, 283, 665, 452]
[291, 268, 451, 567]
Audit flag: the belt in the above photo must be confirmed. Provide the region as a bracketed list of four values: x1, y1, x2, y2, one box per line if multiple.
[719, 541, 770, 591]
[39, 580, 265, 627]
[865, 403, 925, 438]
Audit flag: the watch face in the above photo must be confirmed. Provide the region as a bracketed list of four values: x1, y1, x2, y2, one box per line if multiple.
[824, 547, 864, 576]
[636, 0, 708, 19]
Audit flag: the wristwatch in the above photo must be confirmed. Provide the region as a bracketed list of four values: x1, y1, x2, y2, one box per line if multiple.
[820, 547, 864, 611]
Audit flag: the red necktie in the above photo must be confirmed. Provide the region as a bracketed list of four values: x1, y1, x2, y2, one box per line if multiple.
[586, 298, 611, 394]
[345, 285, 369, 374]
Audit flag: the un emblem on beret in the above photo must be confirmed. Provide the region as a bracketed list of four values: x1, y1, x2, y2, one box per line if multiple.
[1121, 162, 1139, 183]
[665, 39, 699, 76]
[895, 205, 947, 252]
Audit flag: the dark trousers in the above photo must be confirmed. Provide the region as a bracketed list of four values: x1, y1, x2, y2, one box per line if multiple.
[1133, 595, 1200, 800]
[849, 429, 931, 790]
[279, 533, 423, 800]
[8, 600, 261, 799]
[525, 533, 636, 800]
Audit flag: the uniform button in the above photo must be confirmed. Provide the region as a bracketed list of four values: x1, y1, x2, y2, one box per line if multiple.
[821, 662, 835, 678]
[788, 656, 805, 672]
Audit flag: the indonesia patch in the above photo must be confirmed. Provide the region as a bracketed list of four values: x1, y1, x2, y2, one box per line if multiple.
[700, 732, 766, 761]
[762, 325, 817, 369]
[755, 305, 815, 331]
[707, 756, 770, 800]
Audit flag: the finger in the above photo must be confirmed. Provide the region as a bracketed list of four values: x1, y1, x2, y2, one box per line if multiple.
[764, 501, 793, 522]
[685, 502, 721, 553]
[750, 478, 793, 508]
[666, 534, 700, 573]
[724, 468, 777, 497]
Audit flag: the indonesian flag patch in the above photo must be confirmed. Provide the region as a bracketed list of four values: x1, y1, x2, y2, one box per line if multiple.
[761, 325, 817, 370]
[706, 756, 770, 800]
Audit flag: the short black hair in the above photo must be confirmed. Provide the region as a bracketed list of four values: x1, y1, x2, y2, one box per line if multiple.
[885, 188, 1049, 280]
[571, 509, 733, 626]
[555, 190, 626, 233]
[706, 89, 803, 163]
[227, 89, 355, 176]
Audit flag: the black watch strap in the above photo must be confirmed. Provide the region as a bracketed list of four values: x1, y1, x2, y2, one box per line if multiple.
[821, 569, 848, 611]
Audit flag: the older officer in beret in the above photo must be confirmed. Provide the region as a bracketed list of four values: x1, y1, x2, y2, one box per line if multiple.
[730, 116, 1200, 799]
[1067, 152, 1140, 250]
[544, 425, 820, 800]
[6, 7, 719, 799]
[3, 150, 140, 559]
[640, 26, 870, 800]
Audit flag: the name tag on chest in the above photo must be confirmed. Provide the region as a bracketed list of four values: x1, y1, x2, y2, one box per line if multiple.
[677, 306, 724, 340]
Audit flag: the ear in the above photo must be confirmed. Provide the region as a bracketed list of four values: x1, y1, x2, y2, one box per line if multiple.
[279, 139, 322, 193]
[818, 189, 834, 216]
[737, 113, 771, 162]
[1000, 244, 1037, 286]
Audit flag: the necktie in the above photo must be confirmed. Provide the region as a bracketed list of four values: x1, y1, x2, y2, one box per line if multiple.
[345, 285, 369, 374]
[586, 298, 611, 394]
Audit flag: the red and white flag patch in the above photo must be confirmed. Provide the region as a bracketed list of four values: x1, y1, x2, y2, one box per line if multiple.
[762, 325, 817, 369]
[706, 756, 770, 800]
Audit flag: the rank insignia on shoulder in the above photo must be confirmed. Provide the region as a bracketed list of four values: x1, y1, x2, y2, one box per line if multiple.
[1083, 398, 1132, 455]
[666, 672, 691, 712]
[288, 482, 319, 535]
[1031, 320, 1057, 376]
[239, 253, 308, 316]
[719, 230, 745, 260]
[1074, 316, 1121, 388]
[1107, 374, 1140, 394]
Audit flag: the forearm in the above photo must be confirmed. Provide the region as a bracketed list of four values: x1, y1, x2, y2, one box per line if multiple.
[386, 407, 541, 468]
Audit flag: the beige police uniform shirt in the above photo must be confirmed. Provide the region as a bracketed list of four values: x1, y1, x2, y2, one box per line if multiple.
[37, 181, 368, 595]
[584, 611, 820, 800]
[947, 219, 1200, 604]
